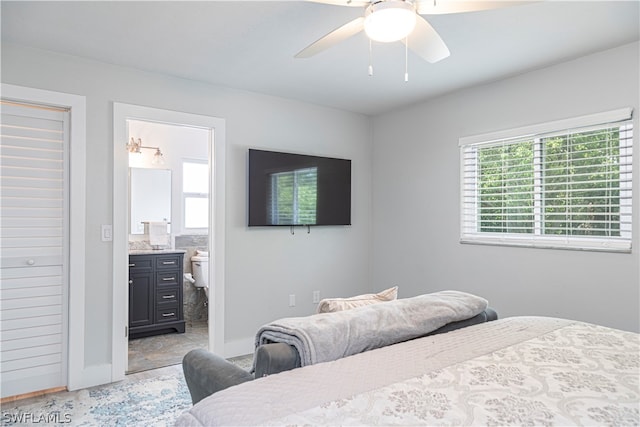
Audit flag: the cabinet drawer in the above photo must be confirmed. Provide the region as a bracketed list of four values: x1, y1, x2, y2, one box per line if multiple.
[157, 287, 179, 304]
[156, 255, 182, 270]
[156, 306, 179, 323]
[156, 271, 179, 287]
[128, 256, 153, 271]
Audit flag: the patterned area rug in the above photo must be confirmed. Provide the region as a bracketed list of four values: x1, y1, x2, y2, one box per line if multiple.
[2, 355, 253, 426]
[2, 371, 190, 426]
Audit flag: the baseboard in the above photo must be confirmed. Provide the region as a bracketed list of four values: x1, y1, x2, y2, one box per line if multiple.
[1, 386, 67, 404]
[223, 337, 254, 358]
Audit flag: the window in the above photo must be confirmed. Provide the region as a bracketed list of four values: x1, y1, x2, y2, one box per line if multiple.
[460, 108, 633, 252]
[268, 167, 318, 225]
[183, 160, 208, 229]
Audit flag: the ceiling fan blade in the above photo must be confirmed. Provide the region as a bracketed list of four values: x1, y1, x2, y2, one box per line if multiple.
[304, 0, 370, 7]
[417, 1, 536, 15]
[402, 15, 450, 63]
[295, 17, 365, 58]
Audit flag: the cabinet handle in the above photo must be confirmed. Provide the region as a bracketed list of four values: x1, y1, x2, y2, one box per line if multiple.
[129, 263, 135, 267]
[129, 280, 133, 285]
[162, 261, 176, 265]
[162, 277, 176, 281]
[162, 295, 175, 299]
[162, 312, 175, 317]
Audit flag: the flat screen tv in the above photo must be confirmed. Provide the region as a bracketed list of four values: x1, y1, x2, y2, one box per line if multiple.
[248, 149, 351, 227]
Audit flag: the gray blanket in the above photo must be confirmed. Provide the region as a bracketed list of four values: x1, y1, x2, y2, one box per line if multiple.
[254, 290, 488, 367]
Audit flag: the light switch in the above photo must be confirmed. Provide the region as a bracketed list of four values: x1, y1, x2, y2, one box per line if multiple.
[101, 224, 113, 242]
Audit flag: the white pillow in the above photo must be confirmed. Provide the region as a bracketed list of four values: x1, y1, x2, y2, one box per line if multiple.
[316, 286, 398, 313]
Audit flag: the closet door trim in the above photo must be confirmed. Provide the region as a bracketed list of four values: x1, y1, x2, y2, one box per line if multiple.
[1, 83, 87, 392]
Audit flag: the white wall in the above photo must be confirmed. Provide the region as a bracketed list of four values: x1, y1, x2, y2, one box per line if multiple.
[1, 43, 373, 374]
[372, 42, 640, 332]
[3, 39, 637, 391]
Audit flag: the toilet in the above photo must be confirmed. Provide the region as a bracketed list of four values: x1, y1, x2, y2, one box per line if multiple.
[190, 250, 209, 299]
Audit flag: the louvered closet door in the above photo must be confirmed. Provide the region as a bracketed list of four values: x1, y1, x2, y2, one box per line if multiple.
[0, 101, 69, 398]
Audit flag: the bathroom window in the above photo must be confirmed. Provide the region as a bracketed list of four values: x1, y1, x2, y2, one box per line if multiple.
[183, 160, 209, 230]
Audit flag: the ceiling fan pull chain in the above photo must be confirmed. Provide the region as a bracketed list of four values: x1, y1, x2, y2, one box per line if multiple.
[405, 37, 409, 82]
[368, 39, 374, 76]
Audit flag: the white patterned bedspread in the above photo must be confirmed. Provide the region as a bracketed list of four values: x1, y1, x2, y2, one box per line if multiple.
[176, 317, 639, 426]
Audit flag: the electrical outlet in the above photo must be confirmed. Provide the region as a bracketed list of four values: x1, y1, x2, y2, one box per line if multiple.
[313, 291, 320, 304]
[289, 294, 296, 307]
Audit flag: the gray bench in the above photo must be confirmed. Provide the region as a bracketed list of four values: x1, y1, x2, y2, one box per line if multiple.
[183, 307, 498, 404]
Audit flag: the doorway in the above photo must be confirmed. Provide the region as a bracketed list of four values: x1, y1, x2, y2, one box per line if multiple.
[126, 119, 210, 373]
[112, 103, 226, 381]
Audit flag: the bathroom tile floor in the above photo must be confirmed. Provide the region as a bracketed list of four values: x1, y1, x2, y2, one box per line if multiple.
[127, 321, 209, 374]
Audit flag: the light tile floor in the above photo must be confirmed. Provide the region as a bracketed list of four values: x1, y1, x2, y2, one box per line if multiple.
[127, 321, 209, 374]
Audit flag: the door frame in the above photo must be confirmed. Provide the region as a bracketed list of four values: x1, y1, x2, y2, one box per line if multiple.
[112, 103, 226, 381]
[1, 83, 87, 391]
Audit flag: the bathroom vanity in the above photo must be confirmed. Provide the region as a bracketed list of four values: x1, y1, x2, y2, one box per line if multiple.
[128, 251, 186, 339]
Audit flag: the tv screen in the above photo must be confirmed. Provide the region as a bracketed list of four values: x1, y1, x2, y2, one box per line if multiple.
[248, 149, 351, 227]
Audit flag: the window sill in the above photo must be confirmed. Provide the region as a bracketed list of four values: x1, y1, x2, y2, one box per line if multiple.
[460, 234, 631, 253]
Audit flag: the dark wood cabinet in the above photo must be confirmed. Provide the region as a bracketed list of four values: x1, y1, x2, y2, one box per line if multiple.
[129, 272, 153, 328]
[128, 252, 185, 339]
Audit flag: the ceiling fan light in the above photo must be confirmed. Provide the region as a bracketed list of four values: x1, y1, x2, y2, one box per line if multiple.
[364, 1, 416, 43]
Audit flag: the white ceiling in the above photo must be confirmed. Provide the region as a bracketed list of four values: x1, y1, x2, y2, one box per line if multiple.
[2, 1, 638, 115]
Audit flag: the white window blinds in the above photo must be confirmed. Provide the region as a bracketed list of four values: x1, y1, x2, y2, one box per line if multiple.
[460, 108, 633, 252]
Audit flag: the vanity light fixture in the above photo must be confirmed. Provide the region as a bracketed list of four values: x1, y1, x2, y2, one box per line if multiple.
[126, 137, 165, 165]
[152, 148, 164, 165]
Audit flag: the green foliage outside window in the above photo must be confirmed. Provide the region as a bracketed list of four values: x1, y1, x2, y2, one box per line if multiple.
[479, 141, 534, 233]
[477, 127, 623, 237]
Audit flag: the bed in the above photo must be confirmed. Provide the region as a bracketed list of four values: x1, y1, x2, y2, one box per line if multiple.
[176, 316, 639, 426]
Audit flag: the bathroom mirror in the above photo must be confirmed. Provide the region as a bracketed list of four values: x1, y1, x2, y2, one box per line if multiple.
[130, 168, 172, 234]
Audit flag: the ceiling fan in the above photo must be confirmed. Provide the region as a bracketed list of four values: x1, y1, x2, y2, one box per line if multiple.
[295, 0, 530, 63]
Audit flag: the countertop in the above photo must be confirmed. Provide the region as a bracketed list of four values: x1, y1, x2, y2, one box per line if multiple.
[129, 249, 187, 255]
